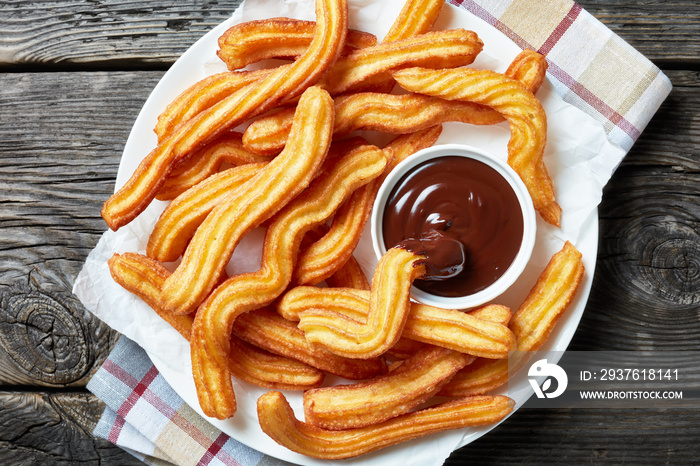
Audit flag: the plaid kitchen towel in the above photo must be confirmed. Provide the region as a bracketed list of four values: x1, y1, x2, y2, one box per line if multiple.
[449, 0, 671, 152]
[87, 0, 671, 464]
[88, 336, 291, 466]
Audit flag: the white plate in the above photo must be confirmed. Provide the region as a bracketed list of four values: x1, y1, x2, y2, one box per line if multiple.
[91, 0, 622, 463]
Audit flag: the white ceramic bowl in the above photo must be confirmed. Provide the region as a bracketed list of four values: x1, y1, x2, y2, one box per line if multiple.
[370, 143, 537, 309]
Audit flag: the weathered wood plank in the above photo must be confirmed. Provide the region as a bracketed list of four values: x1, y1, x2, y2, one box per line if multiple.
[0, 0, 244, 69]
[0, 0, 697, 69]
[0, 71, 161, 387]
[448, 408, 700, 464]
[0, 391, 141, 465]
[570, 70, 700, 352]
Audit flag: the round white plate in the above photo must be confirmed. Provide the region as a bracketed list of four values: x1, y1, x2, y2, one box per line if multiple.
[109, 0, 609, 463]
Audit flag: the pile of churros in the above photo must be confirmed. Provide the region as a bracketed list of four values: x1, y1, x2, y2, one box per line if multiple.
[103, 0, 585, 459]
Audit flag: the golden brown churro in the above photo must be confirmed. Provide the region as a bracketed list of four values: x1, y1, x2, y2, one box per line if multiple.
[298, 247, 425, 359]
[303, 346, 474, 430]
[190, 143, 387, 419]
[161, 86, 335, 315]
[382, 0, 445, 42]
[107, 252, 324, 391]
[392, 66, 561, 226]
[319, 29, 483, 95]
[217, 18, 377, 70]
[258, 390, 514, 459]
[147, 162, 266, 263]
[243, 50, 547, 155]
[282, 286, 516, 358]
[439, 241, 585, 396]
[101, 0, 347, 230]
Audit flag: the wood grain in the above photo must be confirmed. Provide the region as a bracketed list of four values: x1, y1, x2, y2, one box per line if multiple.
[0, 0, 697, 69]
[0, 0, 697, 464]
[0, 392, 140, 465]
[0, 0, 244, 70]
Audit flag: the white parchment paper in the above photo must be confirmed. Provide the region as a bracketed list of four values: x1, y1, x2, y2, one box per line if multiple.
[74, 0, 625, 464]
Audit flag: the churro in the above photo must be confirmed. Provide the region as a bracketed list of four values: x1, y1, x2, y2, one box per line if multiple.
[319, 29, 483, 96]
[190, 142, 387, 418]
[298, 247, 425, 359]
[439, 241, 585, 396]
[161, 86, 335, 315]
[217, 18, 376, 70]
[101, 0, 347, 230]
[303, 346, 474, 430]
[243, 50, 546, 155]
[258, 390, 514, 459]
[282, 286, 516, 358]
[393, 66, 561, 226]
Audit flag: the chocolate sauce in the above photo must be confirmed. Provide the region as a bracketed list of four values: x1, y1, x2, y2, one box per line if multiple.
[383, 156, 524, 297]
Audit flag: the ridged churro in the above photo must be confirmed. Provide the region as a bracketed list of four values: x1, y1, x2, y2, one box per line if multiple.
[298, 247, 426, 359]
[156, 132, 271, 201]
[282, 286, 516, 358]
[506, 49, 548, 95]
[232, 308, 387, 380]
[243, 49, 546, 155]
[161, 86, 335, 315]
[439, 241, 585, 396]
[107, 252, 324, 391]
[293, 126, 442, 286]
[392, 66, 561, 226]
[101, 0, 347, 230]
[319, 29, 483, 96]
[190, 143, 387, 419]
[382, 0, 445, 42]
[258, 390, 514, 459]
[217, 18, 376, 70]
[147, 162, 266, 263]
[303, 346, 474, 430]
[154, 70, 271, 143]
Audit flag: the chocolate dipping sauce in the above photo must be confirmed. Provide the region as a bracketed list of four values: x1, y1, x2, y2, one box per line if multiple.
[382, 156, 524, 297]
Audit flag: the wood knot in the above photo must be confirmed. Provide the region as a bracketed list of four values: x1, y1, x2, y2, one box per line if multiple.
[0, 290, 89, 385]
[641, 236, 700, 306]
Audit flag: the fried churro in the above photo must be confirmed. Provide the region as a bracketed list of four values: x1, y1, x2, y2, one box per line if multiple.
[282, 286, 516, 358]
[319, 29, 483, 96]
[439, 241, 585, 396]
[161, 86, 335, 315]
[101, 0, 347, 230]
[382, 0, 445, 42]
[393, 66, 561, 226]
[303, 346, 473, 430]
[107, 252, 324, 391]
[190, 143, 387, 419]
[298, 247, 425, 359]
[243, 49, 546, 155]
[217, 18, 376, 70]
[258, 390, 514, 459]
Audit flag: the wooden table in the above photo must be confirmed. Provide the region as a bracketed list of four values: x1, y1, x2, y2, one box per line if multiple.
[0, 1, 697, 464]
